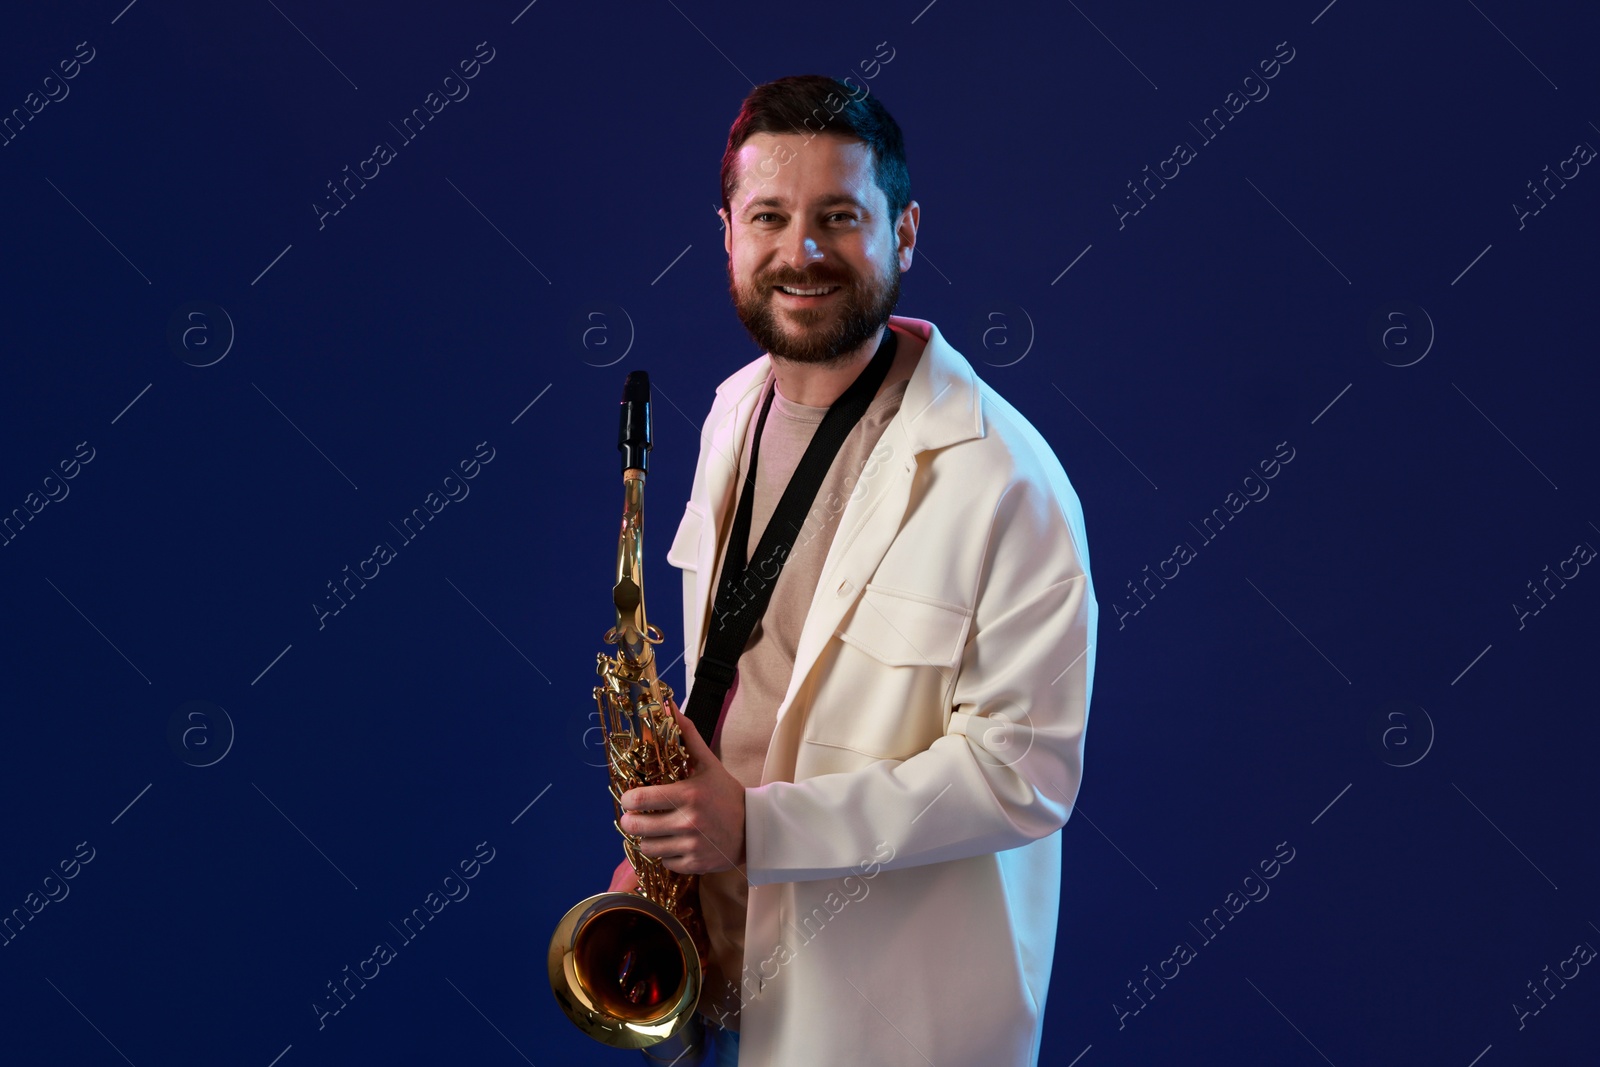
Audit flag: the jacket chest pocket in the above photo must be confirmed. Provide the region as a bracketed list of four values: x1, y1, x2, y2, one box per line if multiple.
[667, 502, 704, 571]
[805, 583, 972, 760]
[838, 583, 970, 667]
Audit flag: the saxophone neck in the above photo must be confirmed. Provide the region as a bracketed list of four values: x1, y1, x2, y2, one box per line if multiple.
[613, 467, 649, 644]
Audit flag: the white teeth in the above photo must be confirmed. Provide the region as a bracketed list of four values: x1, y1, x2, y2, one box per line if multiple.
[778, 285, 838, 296]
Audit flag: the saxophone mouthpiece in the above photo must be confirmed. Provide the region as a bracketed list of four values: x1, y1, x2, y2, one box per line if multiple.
[619, 370, 652, 473]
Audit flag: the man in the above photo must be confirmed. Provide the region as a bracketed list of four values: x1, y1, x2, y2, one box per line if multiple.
[611, 74, 1097, 1066]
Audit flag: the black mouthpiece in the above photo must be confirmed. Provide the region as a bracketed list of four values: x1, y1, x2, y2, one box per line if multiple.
[618, 370, 652, 472]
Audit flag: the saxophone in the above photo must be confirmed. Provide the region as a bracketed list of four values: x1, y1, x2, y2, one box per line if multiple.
[547, 370, 707, 1049]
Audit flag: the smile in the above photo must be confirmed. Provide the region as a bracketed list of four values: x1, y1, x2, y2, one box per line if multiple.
[774, 285, 841, 301]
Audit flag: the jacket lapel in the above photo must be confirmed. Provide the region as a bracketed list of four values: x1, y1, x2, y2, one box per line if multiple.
[766, 318, 986, 748]
[686, 363, 769, 682]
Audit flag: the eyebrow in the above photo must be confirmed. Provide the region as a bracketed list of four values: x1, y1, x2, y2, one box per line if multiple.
[743, 194, 867, 212]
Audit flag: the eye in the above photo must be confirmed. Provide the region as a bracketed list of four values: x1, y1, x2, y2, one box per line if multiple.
[753, 212, 781, 223]
[827, 212, 856, 223]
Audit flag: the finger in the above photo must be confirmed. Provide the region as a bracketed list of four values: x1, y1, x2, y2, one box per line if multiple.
[629, 798, 702, 833]
[637, 835, 689, 862]
[621, 784, 678, 812]
[621, 810, 674, 838]
[659, 847, 713, 875]
[617, 783, 668, 809]
[659, 847, 714, 876]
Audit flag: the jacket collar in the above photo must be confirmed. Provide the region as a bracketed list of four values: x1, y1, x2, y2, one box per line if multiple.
[711, 315, 985, 456]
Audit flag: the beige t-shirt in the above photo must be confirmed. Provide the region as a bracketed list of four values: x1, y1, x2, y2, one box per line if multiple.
[695, 351, 912, 1030]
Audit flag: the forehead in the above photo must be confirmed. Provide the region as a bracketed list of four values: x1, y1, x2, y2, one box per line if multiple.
[730, 131, 883, 213]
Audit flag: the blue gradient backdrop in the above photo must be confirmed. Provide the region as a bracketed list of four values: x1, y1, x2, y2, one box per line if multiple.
[2, 2, 1596, 1065]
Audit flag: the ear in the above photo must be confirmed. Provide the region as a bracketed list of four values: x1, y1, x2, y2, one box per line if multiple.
[896, 200, 920, 272]
[719, 207, 732, 254]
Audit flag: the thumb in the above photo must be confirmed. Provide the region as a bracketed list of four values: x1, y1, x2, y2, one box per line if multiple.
[669, 701, 714, 763]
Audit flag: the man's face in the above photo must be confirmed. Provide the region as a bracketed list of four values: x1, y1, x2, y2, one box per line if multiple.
[722, 132, 916, 367]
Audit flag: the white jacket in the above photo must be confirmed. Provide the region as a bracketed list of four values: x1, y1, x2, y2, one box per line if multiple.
[666, 315, 1097, 1066]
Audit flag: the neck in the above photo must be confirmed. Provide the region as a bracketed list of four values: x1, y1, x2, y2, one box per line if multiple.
[770, 324, 890, 407]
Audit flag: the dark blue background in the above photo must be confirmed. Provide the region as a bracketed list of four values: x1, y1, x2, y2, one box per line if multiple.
[2, 1, 1595, 1064]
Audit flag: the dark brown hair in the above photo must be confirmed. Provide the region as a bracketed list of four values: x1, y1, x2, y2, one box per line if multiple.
[720, 74, 911, 224]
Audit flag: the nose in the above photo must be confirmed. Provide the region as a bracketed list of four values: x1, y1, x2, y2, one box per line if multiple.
[782, 223, 826, 271]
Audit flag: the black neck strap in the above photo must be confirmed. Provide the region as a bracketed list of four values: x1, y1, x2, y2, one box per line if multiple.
[685, 327, 900, 745]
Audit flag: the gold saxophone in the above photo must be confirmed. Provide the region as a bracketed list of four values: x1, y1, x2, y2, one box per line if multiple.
[547, 370, 707, 1049]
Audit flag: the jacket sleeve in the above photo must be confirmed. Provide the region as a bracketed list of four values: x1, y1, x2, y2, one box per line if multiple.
[743, 471, 1097, 884]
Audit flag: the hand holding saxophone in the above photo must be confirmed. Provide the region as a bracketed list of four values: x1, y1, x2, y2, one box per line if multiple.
[618, 699, 747, 875]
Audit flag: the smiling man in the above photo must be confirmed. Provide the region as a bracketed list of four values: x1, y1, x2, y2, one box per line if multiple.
[613, 74, 1098, 1067]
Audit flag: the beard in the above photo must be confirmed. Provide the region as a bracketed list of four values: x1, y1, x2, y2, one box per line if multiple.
[728, 255, 902, 367]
